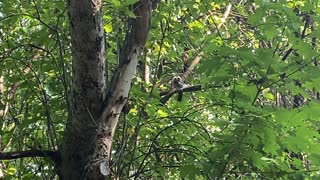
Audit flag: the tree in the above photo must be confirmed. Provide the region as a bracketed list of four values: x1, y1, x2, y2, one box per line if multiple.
[1, 0, 157, 179]
[1, 0, 320, 179]
[62, 0, 157, 178]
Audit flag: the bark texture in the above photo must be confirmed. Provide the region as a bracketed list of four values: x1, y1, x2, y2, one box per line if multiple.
[62, 0, 153, 179]
[85, 0, 152, 178]
[62, 0, 106, 179]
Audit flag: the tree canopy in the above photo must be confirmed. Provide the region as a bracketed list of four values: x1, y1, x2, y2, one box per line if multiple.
[1, 0, 320, 179]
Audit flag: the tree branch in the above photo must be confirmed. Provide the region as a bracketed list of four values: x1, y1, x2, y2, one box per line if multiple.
[0, 150, 60, 162]
[160, 85, 202, 104]
[85, 0, 153, 178]
[160, 52, 203, 104]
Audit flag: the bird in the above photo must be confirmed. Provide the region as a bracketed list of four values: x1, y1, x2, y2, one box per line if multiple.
[171, 76, 188, 101]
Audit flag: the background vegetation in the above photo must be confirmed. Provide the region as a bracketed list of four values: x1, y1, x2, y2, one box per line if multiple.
[1, 0, 320, 179]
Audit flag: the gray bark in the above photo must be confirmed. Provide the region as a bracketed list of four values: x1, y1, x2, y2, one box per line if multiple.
[62, 0, 106, 179]
[62, 0, 153, 179]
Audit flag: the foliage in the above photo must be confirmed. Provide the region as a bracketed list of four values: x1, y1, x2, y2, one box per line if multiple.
[1, 0, 320, 179]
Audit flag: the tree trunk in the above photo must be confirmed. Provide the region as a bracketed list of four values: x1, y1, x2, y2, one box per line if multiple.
[61, 0, 153, 179]
[61, 0, 106, 179]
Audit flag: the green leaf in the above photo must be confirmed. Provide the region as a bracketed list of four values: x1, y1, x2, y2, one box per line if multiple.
[261, 157, 279, 166]
[6, 167, 17, 175]
[180, 164, 201, 179]
[265, 93, 274, 100]
[156, 109, 168, 117]
[125, 0, 139, 5]
[234, 83, 257, 103]
[109, 0, 121, 7]
[293, 40, 317, 60]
